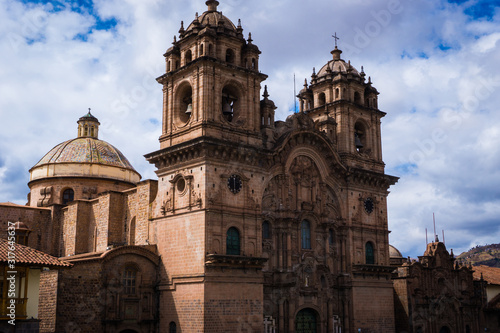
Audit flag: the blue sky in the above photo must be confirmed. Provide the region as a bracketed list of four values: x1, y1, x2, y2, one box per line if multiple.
[1, 0, 499, 258]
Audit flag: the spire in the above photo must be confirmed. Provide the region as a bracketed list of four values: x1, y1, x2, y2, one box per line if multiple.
[263, 85, 269, 99]
[206, 0, 219, 12]
[247, 32, 253, 44]
[179, 21, 185, 36]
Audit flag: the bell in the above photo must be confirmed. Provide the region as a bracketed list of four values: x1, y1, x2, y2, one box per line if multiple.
[185, 103, 193, 115]
[355, 133, 364, 149]
[222, 100, 233, 116]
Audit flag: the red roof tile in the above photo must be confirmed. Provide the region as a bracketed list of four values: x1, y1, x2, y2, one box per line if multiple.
[0, 239, 72, 268]
[473, 265, 500, 285]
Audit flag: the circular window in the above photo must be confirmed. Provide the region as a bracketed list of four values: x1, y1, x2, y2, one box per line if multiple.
[364, 197, 374, 214]
[176, 178, 186, 193]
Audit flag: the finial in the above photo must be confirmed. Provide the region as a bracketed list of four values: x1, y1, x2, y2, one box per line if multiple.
[368, 76, 372, 84]
[361, 66, 364, 73]
[248, 32, 253, 43]
[304, 78, 308, 88]
[195, 12, 199, 20]
[312, 67, 316, 75]
[179, 21, 185, 34]
[238, 19, 242, 29]
[206, 0, 219, 12]
[173, 35, 177, 44]
[263, 85, 269, 99]
[332, 32, 340, 48]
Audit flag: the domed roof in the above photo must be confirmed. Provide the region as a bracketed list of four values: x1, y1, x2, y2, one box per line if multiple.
[29, 112, 141, 184]
[33, 138, 136, 170]
[186, 1, 237, 33]
[316, 47, 361, 78]
[389, 245, 403, 258]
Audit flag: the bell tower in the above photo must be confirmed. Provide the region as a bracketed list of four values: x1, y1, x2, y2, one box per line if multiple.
[157, 0, 268, 149]
[147, 1, 271, 332]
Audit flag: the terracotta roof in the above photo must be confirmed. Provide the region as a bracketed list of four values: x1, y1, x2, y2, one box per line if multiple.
[0, 239, 72, 268]
[0, 202, 50, 210]
[473, 265, 500, 285]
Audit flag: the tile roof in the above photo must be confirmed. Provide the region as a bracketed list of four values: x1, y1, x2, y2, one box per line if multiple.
[0, 239, 72, 268]
[33, 138, 136, 170]
[473, 265, 500, 285]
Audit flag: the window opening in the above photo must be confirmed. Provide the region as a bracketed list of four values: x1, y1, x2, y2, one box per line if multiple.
[226, 227, 240, 255]
[301, 220, 311, 249]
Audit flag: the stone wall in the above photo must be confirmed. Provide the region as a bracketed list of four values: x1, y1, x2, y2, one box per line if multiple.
[38, 269, 59, 333]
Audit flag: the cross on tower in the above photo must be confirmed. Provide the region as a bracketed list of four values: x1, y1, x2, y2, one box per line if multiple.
[332, 32, 340, 48]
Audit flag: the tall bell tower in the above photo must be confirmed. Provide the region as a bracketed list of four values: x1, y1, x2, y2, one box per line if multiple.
[147, 1, 271, 332]
[157, 0, 268, 149]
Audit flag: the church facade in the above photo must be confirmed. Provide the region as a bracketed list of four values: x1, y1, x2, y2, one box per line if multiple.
[2, 1, 460, 332]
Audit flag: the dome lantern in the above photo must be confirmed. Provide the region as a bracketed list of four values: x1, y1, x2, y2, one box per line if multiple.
[78, 109, 100, 139]
[206, 0, 219, 12]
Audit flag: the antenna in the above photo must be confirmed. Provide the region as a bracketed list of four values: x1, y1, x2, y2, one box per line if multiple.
[433, 213, 438, 242]
[294, 73, 297, 113]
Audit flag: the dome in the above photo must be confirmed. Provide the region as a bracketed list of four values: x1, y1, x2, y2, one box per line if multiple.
[33, 138, 136, 170]
[389, 245, 403, 259]
[316, 47, 361, 78]
[185, 1, 237, 33]
[29, 112, 141, 185]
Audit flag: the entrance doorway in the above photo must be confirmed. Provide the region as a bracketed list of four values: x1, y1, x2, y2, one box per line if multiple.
[296, 308, 317, 333]
[439, 327, 451, 333]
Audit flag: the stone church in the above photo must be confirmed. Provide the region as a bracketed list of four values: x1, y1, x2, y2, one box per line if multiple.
[0, 1, 490, 332]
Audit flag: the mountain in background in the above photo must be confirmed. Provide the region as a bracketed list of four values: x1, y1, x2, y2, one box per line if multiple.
[457, 243, 500, 268]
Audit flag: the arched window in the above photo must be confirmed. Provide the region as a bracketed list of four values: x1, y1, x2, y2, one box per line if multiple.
[199, 43, 204, 56]
[318, 92, 326, 106]
[226, 227, 240, 255]
[328, 229, 334, 245]
[226, 48, 235, 63]
[365, 242, 375, 264]
[169, 322, 177, 333]
[252, 58, 256, 69]
[167, 61, 171, 72]
[123, 267, 137, 294]
[222, 85, 240, 123]
[354, 122, 366, 152]
[335, 88, 340, 100]
[185, 49, 192, 64]
[301, 220, 311, 250]
[62, 189, 74, 205]
[262, 221, 271, 239]
[354, 91, 361, 104]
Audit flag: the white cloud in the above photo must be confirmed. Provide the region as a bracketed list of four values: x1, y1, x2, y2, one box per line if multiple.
[1, 0, 499, 257]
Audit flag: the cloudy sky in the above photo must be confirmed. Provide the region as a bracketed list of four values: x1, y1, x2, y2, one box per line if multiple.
[1, 0, 499, 258]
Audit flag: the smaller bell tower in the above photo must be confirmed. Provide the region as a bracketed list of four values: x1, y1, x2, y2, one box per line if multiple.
[157, 0, 268, 149]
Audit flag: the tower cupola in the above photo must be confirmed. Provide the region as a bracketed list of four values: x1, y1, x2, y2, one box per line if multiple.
[206, 0, 219, 12]
[77, 109, 100, 138]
